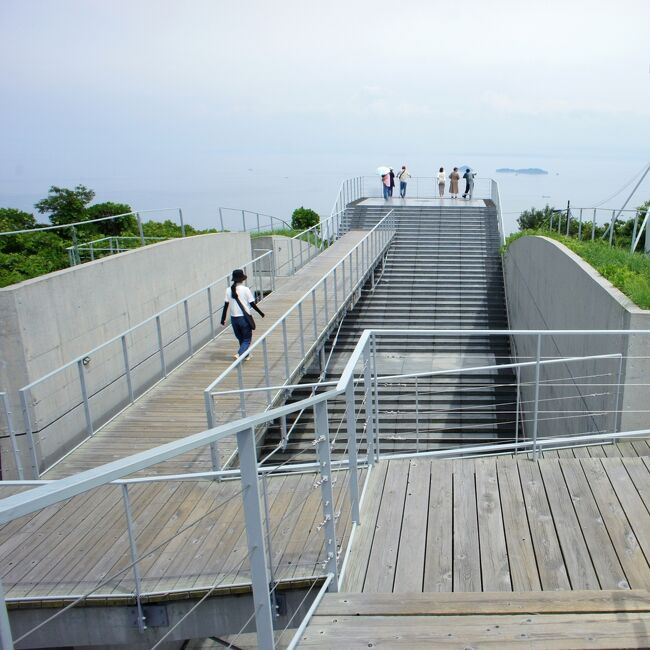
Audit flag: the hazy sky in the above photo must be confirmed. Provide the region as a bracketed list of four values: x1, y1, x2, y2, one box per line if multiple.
[1, 0, 649, 217]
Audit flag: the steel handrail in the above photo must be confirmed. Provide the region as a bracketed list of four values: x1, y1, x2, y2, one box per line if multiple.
[0, 207, 182, 237]
[203, 211, 396, 396]
[18, 249, 273, 391]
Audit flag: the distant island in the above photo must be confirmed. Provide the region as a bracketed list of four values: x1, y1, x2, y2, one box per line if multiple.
[496, 167, 548, 175]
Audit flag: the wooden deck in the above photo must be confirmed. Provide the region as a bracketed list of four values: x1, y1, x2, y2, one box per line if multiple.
[299, 450, 650, 648]
[344, 453, 650, 593]
[43, 231, 372, 479]
[0, 467, 362, 601]
[301, 590, 650, 648]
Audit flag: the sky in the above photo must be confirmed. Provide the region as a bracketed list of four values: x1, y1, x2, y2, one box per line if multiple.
[1, 0, 649, 225]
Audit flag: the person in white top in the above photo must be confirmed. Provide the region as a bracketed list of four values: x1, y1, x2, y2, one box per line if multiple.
[436, 167, 446, 197]
[220, 268, 265, 359]
[397, 165, 411, 198]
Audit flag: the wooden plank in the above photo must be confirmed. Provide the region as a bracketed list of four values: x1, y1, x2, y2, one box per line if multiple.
[558, 459, 627, 589]
[581, 459, 650, 589]
[393, 459, 430, 592]
[301, 612, 650, 648]
[538, 460, 599, 590]
[602, 458, 650, 567]
[317, 589, 650, 616]
[423, 460, 453, 592]
[517, 459, 570, 591]
[152, 479, 243, 592]
[363, 460, 410, 593]
[341, 461, 388, 592]
[496, 460, 540, 591]
[452, 459, 480, 591]
[475, 458, 511, 591]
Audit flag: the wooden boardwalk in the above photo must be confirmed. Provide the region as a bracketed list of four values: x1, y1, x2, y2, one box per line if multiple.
[43, 231, 372, 479]
[301, 590, 650, 648]
[299, 448, 650, 648]
[344, 452, 650, 593]
[0, 467, 362, 601]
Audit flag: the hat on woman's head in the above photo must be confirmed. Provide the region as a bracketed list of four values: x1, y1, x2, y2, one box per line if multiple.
[231, 269, 247, 282]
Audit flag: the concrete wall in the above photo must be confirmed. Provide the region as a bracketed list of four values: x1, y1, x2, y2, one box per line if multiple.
[504, 235, 650, 440]
[0, 233, 251, 477]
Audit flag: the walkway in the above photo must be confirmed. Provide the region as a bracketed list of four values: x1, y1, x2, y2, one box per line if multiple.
[0, 467, 360, 600]
[302, 449, 650, 647]
[43, 231, 371, 479]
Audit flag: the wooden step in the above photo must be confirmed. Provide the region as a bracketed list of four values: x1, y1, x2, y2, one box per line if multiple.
[300, 590, 650, 648]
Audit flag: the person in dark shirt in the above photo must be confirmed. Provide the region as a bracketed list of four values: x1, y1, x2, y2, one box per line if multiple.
[462, 168, 476, 199]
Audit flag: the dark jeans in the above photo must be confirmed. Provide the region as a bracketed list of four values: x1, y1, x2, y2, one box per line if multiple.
[399, 181, 407, 197]
[231, 316, 252, 356]
[383, 184, 390, 199]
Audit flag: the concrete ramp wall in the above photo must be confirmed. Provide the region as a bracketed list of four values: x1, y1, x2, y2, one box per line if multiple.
[504, 235, 650, 438]
[0, 233, 251, 477]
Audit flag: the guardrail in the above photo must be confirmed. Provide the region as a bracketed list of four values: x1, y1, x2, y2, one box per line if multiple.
[546, 206, 649, 252]
[203, 210, 397, 470]
[15, 249, 273, 479]
[1, 328, 649, 648]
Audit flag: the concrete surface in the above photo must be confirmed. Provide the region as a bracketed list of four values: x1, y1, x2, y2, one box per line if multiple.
[504, 235, 650, 438]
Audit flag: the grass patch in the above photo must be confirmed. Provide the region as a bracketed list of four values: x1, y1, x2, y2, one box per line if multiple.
[503, 230, 650, 309]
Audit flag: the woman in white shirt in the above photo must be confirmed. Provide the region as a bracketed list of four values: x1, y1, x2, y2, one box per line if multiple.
[436, 167, 446, 197]
[220, 268, 265, 359]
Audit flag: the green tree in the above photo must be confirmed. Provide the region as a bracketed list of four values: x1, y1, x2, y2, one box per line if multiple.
[34, 185, 95, 228]
[517, 204, 556, 231]
[291, 206, 320, 231]
[85, 202, 135, 236]
[0, 207, 38, 232]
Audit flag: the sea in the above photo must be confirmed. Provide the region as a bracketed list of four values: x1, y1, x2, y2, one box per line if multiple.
[1, 152, 648, 236]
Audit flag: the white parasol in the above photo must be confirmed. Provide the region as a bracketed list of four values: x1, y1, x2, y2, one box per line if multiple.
[376, 166, 390, 176]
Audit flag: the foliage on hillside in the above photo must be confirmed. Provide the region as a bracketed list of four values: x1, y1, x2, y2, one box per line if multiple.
[504, 230, 650, 309]
[0, 186, 216, 288]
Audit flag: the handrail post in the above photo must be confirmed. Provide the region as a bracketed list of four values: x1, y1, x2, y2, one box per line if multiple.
[121, 335, 134, 404]
[260, 473, 278, 615]
[532, 334, 542, 460]
[345, 381, 361, 524]
[207, 286, 215, 339]
[371, 333, 380, 461]
[298, 302, 306, 359]
[314, 400, 339, 590]
[333, 268, 339, 314]
[312, 289, 318, 341]
[323, 277, 329, 326]
[241, 209, 246, 232]
[203, 390, 221, 472]
[2, 394, 23, 480]
[136, 213, 145, 245]
[578, 208, 583, 240]
[515, 367, 521, 454]
[237, 364, 246, 417]
[609, 209, 615, 246]
[614, 354, 624, 438]
[219, 207, 225, 231]
[237, 427, 275, 649]
[0, 579, 14, 650]
[363, 342, 376, 465]
[78, 359, 94, 438]
[155, 316, 167, 377]
[183, 300, 193, 355]
[262, 339, 272, 406]
[122, 484, 146, 633]
[290, 238, 295, 274]
[179, 208, 186, 237]
[592, 208, 597, 241]
[19, 389, 39, 478]
[282, 320, 291, 381]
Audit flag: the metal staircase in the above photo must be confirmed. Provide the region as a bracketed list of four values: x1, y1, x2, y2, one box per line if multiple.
[263, 201, 516, 462]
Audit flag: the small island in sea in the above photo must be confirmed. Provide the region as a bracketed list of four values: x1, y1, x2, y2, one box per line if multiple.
[496, 167, 549, 175]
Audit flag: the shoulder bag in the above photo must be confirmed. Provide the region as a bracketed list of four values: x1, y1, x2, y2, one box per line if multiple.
[232, 290, 256, 330]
